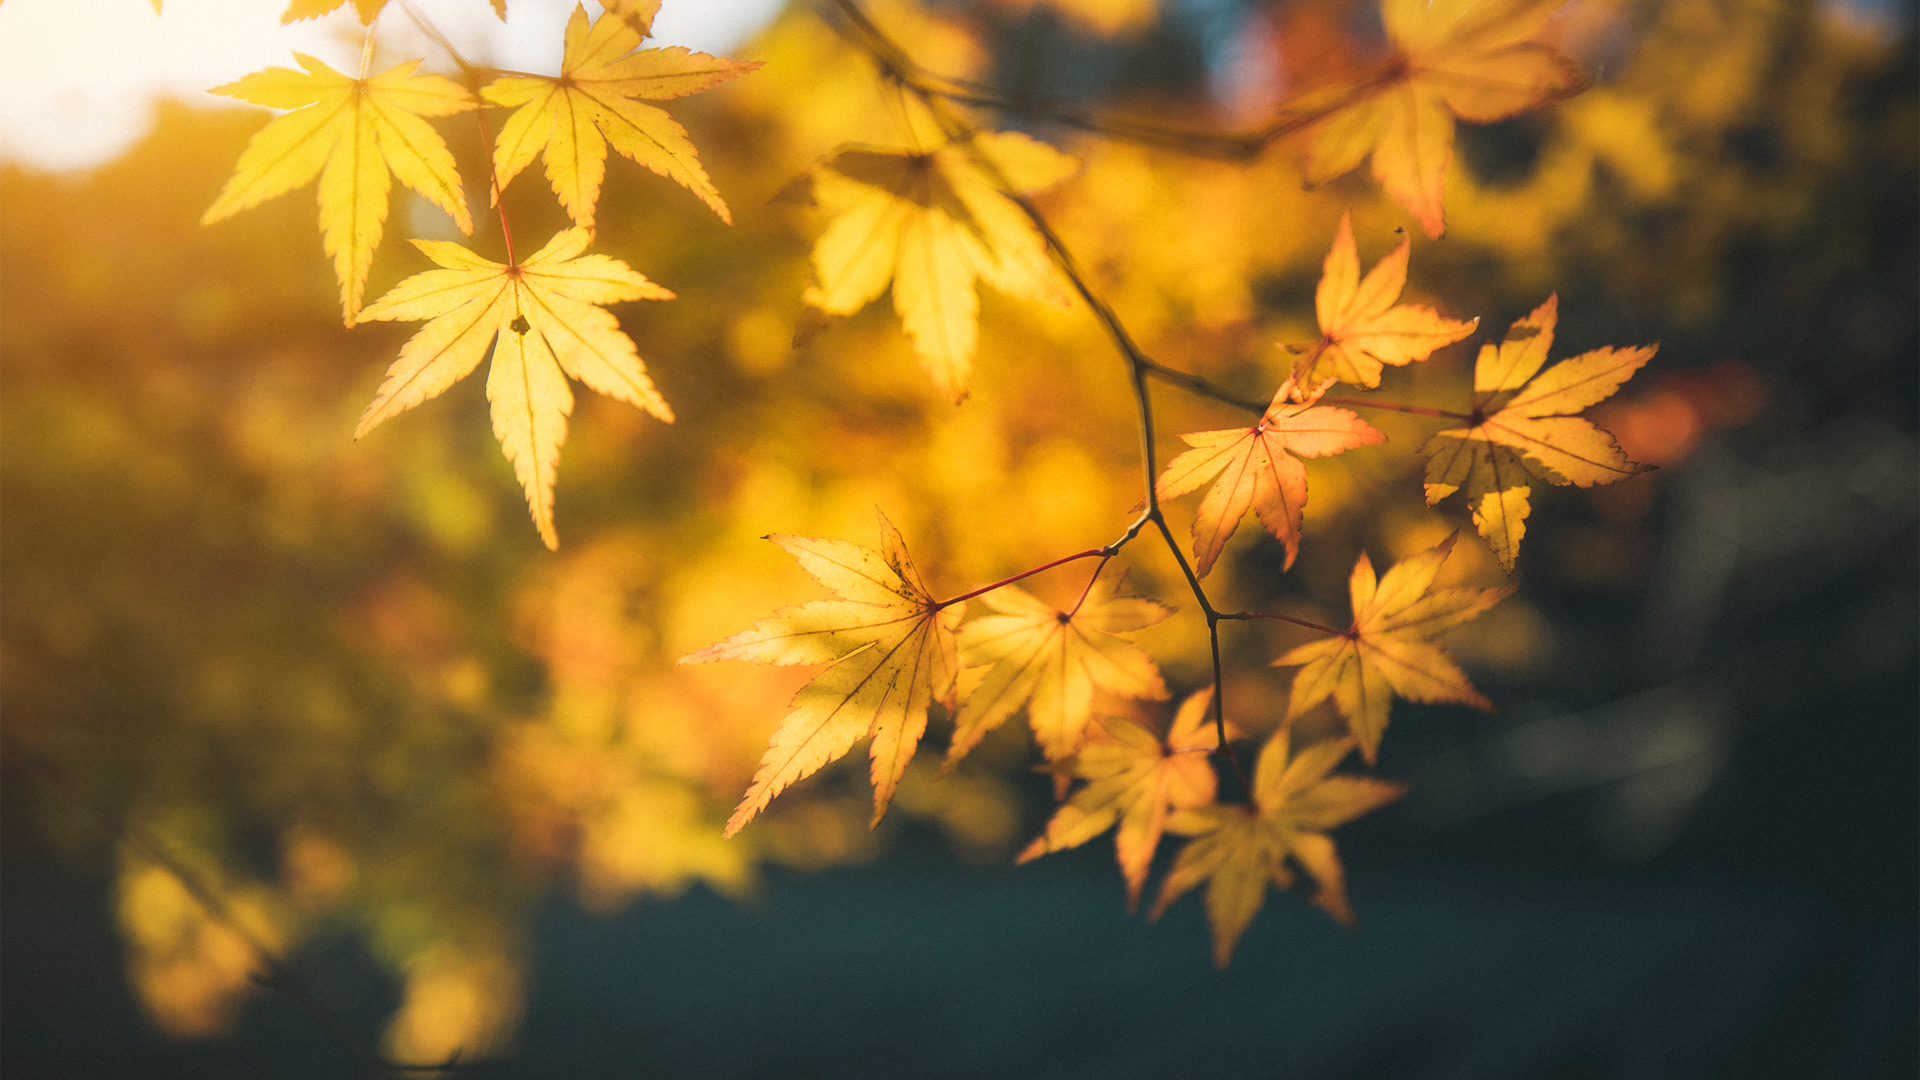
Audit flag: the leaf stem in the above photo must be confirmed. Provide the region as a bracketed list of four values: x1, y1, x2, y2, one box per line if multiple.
[1218, 611, 1347, 637]
[1319, 395, 1469, 420]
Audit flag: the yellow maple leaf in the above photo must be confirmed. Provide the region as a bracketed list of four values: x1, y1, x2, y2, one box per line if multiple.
[1305, 0, 1585, 237]
[803, 130, 1079, 403]
[946, 574, 1172, 766]
[1290, 211, 1477, 395]
[1157, 377, 1386, 578]
[1016, 687, 1224, 909]
[1421, 295, 1656, 570]
[202, 55, 475, 326]
[355, 227, 674, 549]
[680, 512, 963, 836]
[1274, 535, 1510, 761]
[482, 3, 759, 230]
[1151, 730, 1405, 966]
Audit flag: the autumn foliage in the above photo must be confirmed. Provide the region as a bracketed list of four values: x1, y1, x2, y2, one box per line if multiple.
[11, 0, 1898, 1066]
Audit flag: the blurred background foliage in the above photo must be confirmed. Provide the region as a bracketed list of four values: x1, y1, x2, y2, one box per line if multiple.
[1, 0, 1913, 1072]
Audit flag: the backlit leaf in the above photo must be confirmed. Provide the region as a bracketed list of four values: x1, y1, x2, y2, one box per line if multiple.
[1274, 535, 1511, 760]
[1157, 377, 1385, 577]
[802, 130, 1079, 402]
[947, 574, 1172, 765]
[1151, 730, 1404, 965]
[203, 54, 475, 325]
[482, 3, 759, 229]
[680, 513, 962, 835]
[355, 228, 675, 549]
[1016, 688, 1224, 909]
[1305, 0, 1586, 236]
[1421, 295, 1657, 569]
[1290, 212, 1477, 395]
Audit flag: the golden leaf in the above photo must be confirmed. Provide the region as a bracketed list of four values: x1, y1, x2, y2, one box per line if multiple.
[482, 3, 758, 229]
[202, 55, 475, 325]
[355, 228, 674, 549]
[680, 512, 962, 835]
[1274, 534, 1511, 760]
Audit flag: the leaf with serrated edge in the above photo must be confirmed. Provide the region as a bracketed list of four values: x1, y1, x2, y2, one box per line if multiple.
[355, 228, 673, 549]
[1274, 535, 1511, 761]
[1305, 0, 1584, 236]
[680, 512, 961, 835]
[481, 4, 758, 229]
[203, 55, 474, 325]
[1151, 730, 1405, 965]
[1421, 295, 1656, 570]
[948, 574, 1173, 766]
[1157, 377, 1385, 578]
[1016, 688, 1222, 908]
[1290, 212, 1476, 396]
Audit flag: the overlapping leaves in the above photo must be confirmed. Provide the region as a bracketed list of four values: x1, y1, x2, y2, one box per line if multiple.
[1422, 295, 1656, 570]
[1017, 688, 1225, 908]
[1151, 730, 1405, 965]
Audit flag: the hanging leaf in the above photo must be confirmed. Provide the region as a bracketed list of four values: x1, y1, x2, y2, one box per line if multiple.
[802, 130, 1079, 402]
[482, 3, 759, 229]
[1421, 295, 1656, 570]
[355, 228, 674, 549]
[1017, 688, 1226, 909]
[1274, 534, 1510, 761]
[1151, 730, 1405, 965]
[681, 513, 962, 835]
[947, 574, 1172, 765]
[202, 55, 475, 325]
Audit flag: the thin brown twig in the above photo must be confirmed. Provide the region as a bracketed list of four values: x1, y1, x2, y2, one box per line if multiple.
[823, 0, 1275, 796]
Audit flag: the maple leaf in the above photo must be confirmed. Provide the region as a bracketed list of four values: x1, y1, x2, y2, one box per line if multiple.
[680, 513, 962, 836]
[1275, 534, 1511, 762]
[1151, 730, 1405, 966]
[280, 0, 387, 23]
[1156, 378, 1385, 578]
[945, 574, 1172, 766]
[481, 4, 759, 230]
[1421, 295, 1656, 570]
[1289, 212, 1477, 396]
[802, 130, 1079, 403]
[202, 55, 475, 326]
[1305, 0, 1585, 237]
[1016, 688, 1225, 909]
[355, 227, 674, 549]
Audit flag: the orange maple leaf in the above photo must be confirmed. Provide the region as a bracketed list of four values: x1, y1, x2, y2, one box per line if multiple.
[482, 4, 759, 230]
[1151, 730, 1405, 965]
[680, 512, 962, 835]
[1017, 688, 1226, 909]
[946, 574, 1171, 765]
[1422, 295, 1656, 570]
[1290, 212, 1477, 396]
[1274, 534, 1511, 761]
[1304, 0, 1585, 237]
[1156, 378, 1384, 578]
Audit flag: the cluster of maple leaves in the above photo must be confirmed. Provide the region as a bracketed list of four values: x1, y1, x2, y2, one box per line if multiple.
[202, 0, 1656, 964]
